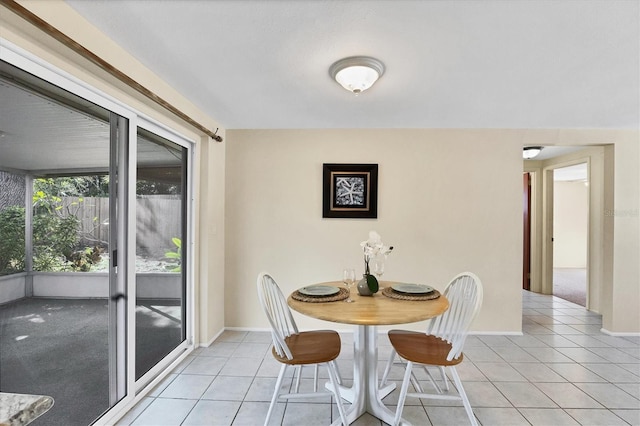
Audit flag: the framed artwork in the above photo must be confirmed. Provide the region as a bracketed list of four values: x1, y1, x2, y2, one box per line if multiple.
[323, 163, 378, 218]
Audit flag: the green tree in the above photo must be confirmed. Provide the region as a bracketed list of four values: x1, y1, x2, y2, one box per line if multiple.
[137, 179, 181, 196]
[34, 176, 109, 199]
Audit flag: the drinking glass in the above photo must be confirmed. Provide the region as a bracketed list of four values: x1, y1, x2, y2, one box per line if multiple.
[342, 268, 356, 303]
[373, 258, 385, 280]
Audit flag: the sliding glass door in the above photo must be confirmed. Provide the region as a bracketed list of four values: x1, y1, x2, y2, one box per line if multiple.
[135, 128, 188, 381]
[0, 46, 193, 425]
[0, 60, 127, 425]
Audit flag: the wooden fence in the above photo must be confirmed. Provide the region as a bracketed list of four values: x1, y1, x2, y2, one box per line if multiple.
[61, 196, 182, 258]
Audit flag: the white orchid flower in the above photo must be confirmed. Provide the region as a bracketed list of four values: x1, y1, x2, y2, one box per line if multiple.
[360, 231, 393, 275]
[368, 230, 382, 245]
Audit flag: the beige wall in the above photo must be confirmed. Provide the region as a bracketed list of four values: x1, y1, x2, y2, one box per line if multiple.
[553, 181, 588, 268]
[0, 1, 227, 344]
[609, 138, 640, 333]
[196, 135, 226, 345]
[225, 129, 524, 333]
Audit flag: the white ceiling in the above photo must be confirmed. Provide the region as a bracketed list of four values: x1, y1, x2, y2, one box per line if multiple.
[531, 145, 587, 161]
[65, 0, 639, 130]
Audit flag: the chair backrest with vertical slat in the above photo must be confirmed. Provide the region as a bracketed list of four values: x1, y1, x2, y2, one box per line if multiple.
[426, 272, 483, 361]
[257, 272, 299, 360]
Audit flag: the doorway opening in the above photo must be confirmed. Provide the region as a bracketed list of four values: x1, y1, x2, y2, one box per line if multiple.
[552, 163, 588, 306]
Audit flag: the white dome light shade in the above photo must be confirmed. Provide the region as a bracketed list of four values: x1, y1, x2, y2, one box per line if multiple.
[523, 146, 543, 159]
[335, 65, 380, 93]
[330, 56, 385, 94]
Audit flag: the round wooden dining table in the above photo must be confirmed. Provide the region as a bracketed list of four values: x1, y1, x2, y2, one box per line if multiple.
[288, 280, 449, 426]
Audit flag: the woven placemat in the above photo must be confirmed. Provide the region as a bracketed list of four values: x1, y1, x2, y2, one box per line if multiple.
[291, 287, 350, 303]
[382, 286, 441, 301]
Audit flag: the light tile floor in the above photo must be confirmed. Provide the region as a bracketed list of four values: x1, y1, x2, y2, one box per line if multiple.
[116, 291, 640, 425]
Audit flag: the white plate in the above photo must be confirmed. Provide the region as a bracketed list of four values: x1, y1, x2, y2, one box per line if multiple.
[298, 285, 340, 297]
[391, 283, 434, 295]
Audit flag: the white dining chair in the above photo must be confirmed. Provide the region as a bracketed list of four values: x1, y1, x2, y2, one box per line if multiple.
[256, 272, 349, 426]
[382, 272, 483, 426]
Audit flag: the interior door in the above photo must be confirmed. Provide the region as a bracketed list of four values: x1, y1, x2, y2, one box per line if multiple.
[523, 172, 531, 290]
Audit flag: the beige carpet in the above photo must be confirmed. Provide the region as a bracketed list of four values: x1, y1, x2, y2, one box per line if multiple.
[553, 267, 587, 306]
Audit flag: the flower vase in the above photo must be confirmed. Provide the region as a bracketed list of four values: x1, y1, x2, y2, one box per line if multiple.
[357, 274, 379, 296]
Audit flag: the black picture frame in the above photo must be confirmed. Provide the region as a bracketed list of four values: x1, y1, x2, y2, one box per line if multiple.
[323, 163, 378, 219]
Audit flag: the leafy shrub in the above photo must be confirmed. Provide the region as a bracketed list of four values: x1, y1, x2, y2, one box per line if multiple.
[164, 237, 182, 272]
[66, 246, 104, 272]
[0, 206, 26, 275]
[33, 212, 79, 258]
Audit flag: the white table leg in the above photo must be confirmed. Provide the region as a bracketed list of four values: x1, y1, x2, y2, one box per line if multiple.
[330, 325, 411, 426]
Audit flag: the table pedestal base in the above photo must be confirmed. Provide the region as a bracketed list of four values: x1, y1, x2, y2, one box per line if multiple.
[329, 325, 412, 426]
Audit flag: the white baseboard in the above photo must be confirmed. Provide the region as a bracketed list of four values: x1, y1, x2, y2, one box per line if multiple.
[199, 328, 227, 347]
[600, 328, 640, 337]
[469, 331, 524, 336]
[211, 327, 640, 341]
[218, 326, 524, 337]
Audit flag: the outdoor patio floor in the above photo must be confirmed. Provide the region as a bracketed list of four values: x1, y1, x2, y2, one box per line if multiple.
[0, 297, 181, 426]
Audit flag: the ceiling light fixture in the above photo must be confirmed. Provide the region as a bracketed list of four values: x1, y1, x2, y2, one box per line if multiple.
[523, 146, 543, 159]
[329, 56, 385, 94]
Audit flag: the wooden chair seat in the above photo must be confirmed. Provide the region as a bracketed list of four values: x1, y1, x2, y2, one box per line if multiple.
[272, 330, 341, 365]
[388, 330, 463, 367]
